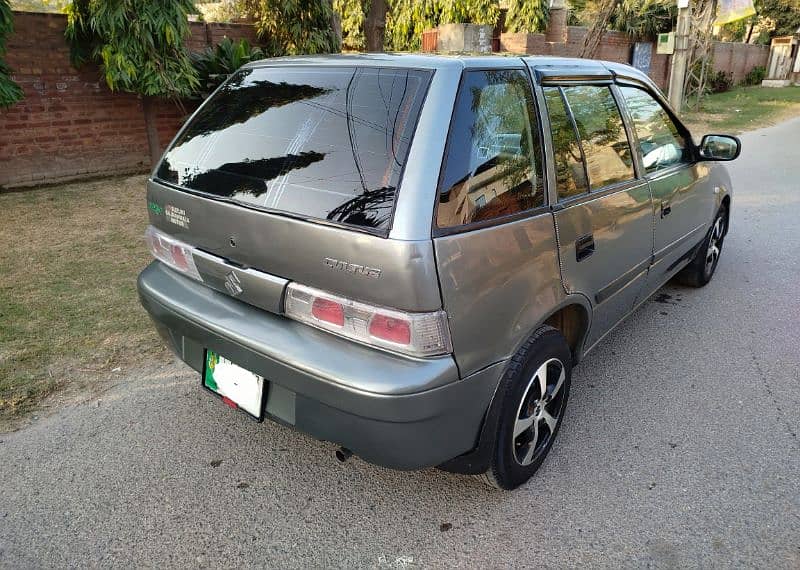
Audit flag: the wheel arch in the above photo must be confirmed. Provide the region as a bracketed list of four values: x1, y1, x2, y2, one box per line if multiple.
[437, 295, 592, 475]
[539, 295, 593, 365]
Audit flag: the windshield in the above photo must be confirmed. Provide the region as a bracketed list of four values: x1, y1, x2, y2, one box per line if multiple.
[156, 66, 432, 233]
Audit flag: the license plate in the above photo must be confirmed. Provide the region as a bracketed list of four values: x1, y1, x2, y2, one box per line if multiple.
[203, 351, 265, 420]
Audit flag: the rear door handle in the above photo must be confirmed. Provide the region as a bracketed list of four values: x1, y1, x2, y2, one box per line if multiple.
[575, 234, 595, 262]
[661, 201, 672, 218]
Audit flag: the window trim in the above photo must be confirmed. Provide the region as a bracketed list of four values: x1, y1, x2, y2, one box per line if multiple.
[557, 84, 638, 199]
[432, 66, 550, 238]
[614, 80, 699, 172]
[610, 84, 644, 180]
[536, 67, 614, 85]
[552, 86, 591, 202]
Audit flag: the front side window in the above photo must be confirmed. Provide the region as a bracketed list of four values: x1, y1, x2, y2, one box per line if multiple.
[562, 85, 635, 190]
[543, 87, 589, 201]
[619, 86, 690, 174]
[156, 66, 431, 233]
[436, 69, 544, 228]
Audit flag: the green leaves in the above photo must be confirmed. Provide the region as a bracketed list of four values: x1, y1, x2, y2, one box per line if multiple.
[1, 0, 23, 108]
[334, 0, 365, 50]
[240, 0, 341, 56]
[191, 37, 264, 95]
[609, 0, 676, 39]
[504, 0, 548, 33]
[386, 0, 500, 51]
[64, 0, 200, 99]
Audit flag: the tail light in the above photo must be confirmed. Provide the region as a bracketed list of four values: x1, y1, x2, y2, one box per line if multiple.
[145, 225, 202, 281]
[284, 283, 452, 358]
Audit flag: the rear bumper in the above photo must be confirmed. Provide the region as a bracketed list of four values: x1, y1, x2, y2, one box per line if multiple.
[137, 262, 503, 470]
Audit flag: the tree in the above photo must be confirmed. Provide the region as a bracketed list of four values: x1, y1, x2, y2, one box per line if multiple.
[386, 0, 500, 51]
[64, 0, 200, 164]
[335, 0, 365, 49]
[578, 0, 617, 57]
[610, 0, 675, 39]
[750, 0, 800, 38]
[1, 0, 23, 108]
[572, 0, 678, 57]
[239, 0, 340, 55]
[364, 0, 387, 51]
[504, 0, 549, 33]
[195, 0, 240, 22]
[9, 0, 68, 11]
[334, 0, 386, 51]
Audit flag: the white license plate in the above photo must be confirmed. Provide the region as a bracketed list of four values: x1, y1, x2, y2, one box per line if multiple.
[203, 351, 264, 419]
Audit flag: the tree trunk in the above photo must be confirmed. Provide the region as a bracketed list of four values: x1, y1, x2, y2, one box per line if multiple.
[744, 20, 755, 44]
[142, 95, 161, 167]
[579, 0, 616, 59]
[364, 0, 387, 52]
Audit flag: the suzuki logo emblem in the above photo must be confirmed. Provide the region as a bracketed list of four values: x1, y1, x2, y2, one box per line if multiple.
[224, 271, 243, 297]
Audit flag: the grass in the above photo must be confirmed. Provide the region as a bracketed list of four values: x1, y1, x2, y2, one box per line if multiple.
[0, 175, 165, 428]
[681, 85, 800, 135]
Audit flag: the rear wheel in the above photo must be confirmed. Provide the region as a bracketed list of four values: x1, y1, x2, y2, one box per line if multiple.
[478, 326, 572, 490]
[677, 206, 727, 288]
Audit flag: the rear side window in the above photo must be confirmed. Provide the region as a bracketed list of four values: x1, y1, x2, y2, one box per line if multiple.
[619, 86, 690, 173]
[561, 86, 635, 190]
[436, 69, 544, 229]
[156, 66, 431, 234]
[543, 87, 589, 201]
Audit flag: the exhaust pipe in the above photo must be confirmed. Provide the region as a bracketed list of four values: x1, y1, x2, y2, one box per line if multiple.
[335, 447, 353, 463]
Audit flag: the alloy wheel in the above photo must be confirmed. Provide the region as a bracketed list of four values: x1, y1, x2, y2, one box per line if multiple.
[512, 358, 567, 466]
[705, 215, 725, 275]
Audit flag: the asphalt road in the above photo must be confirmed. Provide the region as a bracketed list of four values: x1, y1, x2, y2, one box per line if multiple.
[2, 117, 799, 569]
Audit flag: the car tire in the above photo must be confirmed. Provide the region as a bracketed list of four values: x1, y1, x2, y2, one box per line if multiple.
[676, 205, 727, 288]
[477, 325, 572, 490]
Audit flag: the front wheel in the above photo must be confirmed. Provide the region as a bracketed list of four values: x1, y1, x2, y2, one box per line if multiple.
[677, 206, 727, 288]
[478, 326, 572, 490]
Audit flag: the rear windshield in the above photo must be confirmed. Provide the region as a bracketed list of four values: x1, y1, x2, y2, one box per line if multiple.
[156, 66, 432, 233]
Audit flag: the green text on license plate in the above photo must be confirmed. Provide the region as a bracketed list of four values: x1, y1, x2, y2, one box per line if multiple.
[204, 351, 264, 419]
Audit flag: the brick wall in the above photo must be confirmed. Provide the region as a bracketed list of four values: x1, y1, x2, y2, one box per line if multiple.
[1, 12, 771, 189]
[0, 12, 261, 189]
[499, 27, 768, 92]
[711, 41, 770, 83]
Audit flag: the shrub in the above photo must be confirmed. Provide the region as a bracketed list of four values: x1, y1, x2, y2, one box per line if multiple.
[707, 70, 734, 94]
[742, 65, 766, 86]
[191, 37, 265, 96]
[1, 0, 23, 108]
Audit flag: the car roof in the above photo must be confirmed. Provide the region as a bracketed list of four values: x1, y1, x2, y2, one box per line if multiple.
[244, 52, 651, 82]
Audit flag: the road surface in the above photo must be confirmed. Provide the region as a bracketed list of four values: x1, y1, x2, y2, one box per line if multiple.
[2, 117, 799, 569]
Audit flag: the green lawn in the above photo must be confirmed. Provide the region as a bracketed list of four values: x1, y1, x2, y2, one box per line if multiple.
[681, 85, 800, 135]
[0, 175, 165, 428]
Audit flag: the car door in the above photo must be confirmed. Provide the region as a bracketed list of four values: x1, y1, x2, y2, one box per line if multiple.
[538, 81, 654, 351]
[616, 84, 715, 291]
[432, 66, 565, 377]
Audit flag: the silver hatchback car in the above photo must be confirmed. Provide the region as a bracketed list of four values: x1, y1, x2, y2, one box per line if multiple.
[138, 54, 740, 489]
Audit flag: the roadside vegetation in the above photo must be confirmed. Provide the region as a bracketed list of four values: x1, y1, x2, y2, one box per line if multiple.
[0, 176, 164, 429]
[681, 85, 800, 135]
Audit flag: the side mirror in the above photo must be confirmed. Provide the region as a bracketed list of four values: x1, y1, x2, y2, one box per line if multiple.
[699, 134, 741, 161]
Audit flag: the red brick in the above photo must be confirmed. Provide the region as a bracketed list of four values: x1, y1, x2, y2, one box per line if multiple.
[0, 12, 267, 188]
